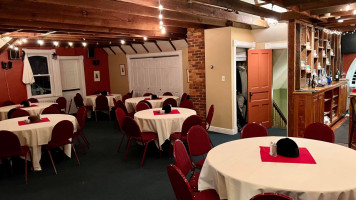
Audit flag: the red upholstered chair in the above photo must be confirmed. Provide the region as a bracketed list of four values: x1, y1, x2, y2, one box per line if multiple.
[181, 93, 188, 102]
[129, 90, 133, 98]
[250, 193, 293, 200]
[74, 107, 89, 154]
[94, 95, 111, 122]
[0, 130, 32, 184]
[136, 102, 150, 112]
[143, 93, 152, 97]
[173, 140, 200, 192]
[67, 99, 72, 114]
[180, 100, 194, 109]
[122, 94, 130, 104]
[27, 98, 39, 103]
[10, 109, 30, 119]
[117, 100, 134, 118]
[56, 97, 67, 113]
[167, 164, 220, 200]
[169, 115, 202, 155]
[138, 100, 152, 108]
[123, 116, 161, 167]
[304, 122, 335, 143]
[113, 98, 119, 108]
[115, 108, 127, 152]
[74, 95, 84, 108]
[43, 120, 80, 174]
[187, 126, 212, 170]
[241, 123, 269, 139]
[7, 108, 18, 119]
[2, 100, 15, 106]
[163, 92, 173, 96]
[162, 98, 178, 107]
[203, 105, 214, 131]
[352, 88, 356, 93]
[42, 106, 61, 114]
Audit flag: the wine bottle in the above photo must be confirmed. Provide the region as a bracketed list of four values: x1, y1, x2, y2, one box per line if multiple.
[335, 69, 340, 81]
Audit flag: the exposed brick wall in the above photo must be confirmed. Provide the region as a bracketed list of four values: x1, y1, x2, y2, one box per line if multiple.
[187, 28, 206, 120]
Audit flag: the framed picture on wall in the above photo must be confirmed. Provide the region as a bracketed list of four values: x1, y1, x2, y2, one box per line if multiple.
[120, 64, 126, 76]
[94, 71, 100, 82]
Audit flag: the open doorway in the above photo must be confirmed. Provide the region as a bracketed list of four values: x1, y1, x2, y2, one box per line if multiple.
[235, 48, 248, 131]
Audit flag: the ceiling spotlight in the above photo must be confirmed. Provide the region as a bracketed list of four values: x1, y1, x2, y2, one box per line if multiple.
[9, 44, 14, 49]
[346, 4, 350, 11]
[338, 19, 344, 23]
[4, 36, 10, 40]
[158, 4, 163, 10]
[354, 10, 356, 15]
[160, 20, 163, 25]
[37, 40, 44, 45]
[22, 38, 27, 43]
[143, 36, 147, 41]
[14, 46, 19, 51]
[159, 14, 163, 19]
[53, 41, 59, 46]
[121, 39, 125, 44]
[161, 27, 166, 34]
[17, 41, 22, 45]
[68, 42, 73, 47]
[160, 25, 163, 30]
[82, 42, 87, 47]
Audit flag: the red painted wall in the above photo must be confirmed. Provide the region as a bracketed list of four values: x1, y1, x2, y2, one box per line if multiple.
[343, 53, 356, 75]
[0, 47, 110, 105]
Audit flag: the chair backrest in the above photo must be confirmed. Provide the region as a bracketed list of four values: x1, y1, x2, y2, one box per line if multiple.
[250, 193, 293, 200]
[180, 100, 194, 110]
[117, 100, 129, 115]
[42, 106, 61, 114]
[74, 95, 84, 108]
[113, 98, 119, 108]
[123, 116, 142, 138]
[351, 96, 356, 118]
[143, 93, 152, 97]
[241, 123, 269, 139]
[205, 104, 215, 130]
[27, 98, 39, 103]
[304, 122, 335, 143]
[48, 120, 74, 146]
[0, 130, 23, 157]
[163, 92, 173, 96]
[129, 90, 133, 98]
[136, 102, 150, 112]
[56, 97, 67, 112]
[115, 108, 126, 131]
[76, 106, 87, 133]
[10, 109, 30, 119]
[181, 93, 188, 102]
[7, 108, 18, 119]
[95, 95, 109, 109]
[181, 115, 202, 137]
[173, 140, 192, 176]
[187, 125, 212, 157]
[162, 98, 178, 107]
[2, 100, 15, 107]
[138, 100, 152, 108]
[122, 94, 130, 103]
[167, 164, 194, 200]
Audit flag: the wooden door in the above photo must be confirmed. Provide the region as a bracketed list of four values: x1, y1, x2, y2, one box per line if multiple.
[247, 49, 272, 128]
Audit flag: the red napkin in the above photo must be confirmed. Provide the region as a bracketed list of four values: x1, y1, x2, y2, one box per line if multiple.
[144, 98, 162, 101]
[16, 105, 38, 109]
[153, 109, 180, 115]
[18, 117, 50, 126]
[260, 146, 316, 164]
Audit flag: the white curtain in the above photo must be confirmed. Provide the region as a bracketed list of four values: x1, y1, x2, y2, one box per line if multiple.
[22, 50, 35, 84]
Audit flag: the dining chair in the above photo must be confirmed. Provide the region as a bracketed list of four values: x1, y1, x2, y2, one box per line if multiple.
[162, 98, 178, 107]
[187, 126, 212, 170]
[113, 98, 119, 108]
[27, 98, 39, 103]
[180, 100, 194, 110]
[117, 99, 134, 118]
[2, 100, 15, 106]
[129, 90, 133, 98]
[143, 93, 152, 97]
[250, 193, 293, 200]
[56, 97, 67, 113]
[115, 108, 127, 152]
[67, 99, 72, 114]
[94, 95, 111, 122]
[10, 109, 30, 119]
[123, 116, 161, 167]
[241, 123, 269, 139]
[163, 92, 173, 96]
[122, 94, 130, 104]
[136, 101, 150, 112]
[138, 100, 152, 108]
[7, 108, 18, 119]
[173, 140, 200, 192]
[42, 106, 61, 114]
[181, 93, 188, 102]
[167, 164, 220, 200]
[74, 106, 89, 154]
[43, 120, 80, 174]
[74, 94, 85, 108]
[169, 115, 202, 156]
[202, 104, 215, 146]
[304, 122, 335, 143]
[0, 130, 33, 184]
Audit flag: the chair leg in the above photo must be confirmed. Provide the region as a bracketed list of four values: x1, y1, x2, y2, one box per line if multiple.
[75, 136, 87, 154]
[350, 122, 355, 148]
[140, 142, 150, 167]
[95, 110, 98, 122]
[209, 138, 214, 147]
[158, 144, 162, 158]
[124, 139, 132, 162]
[80, 133, 90, 148]
[169, 139, 172, 157]
[108, 109, 111, 120]
[47, 150, 57, 174]
[24, 153, 28, 184]
[71, 144, 80, 166]
[117, 133, 126, 152]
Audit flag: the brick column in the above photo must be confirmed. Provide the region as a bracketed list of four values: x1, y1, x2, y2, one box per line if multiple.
[187, 28, 206, 120]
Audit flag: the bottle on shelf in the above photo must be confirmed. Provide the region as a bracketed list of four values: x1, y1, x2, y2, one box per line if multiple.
[329, 71, 333, 83]
[335, 69, 340, 81]
[311, 75, 316, 88]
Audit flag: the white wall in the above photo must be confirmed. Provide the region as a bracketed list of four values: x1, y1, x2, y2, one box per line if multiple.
[272, 49, 288, 89]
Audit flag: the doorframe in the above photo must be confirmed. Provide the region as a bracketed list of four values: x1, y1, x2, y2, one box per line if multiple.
[57, 56, 87, 97]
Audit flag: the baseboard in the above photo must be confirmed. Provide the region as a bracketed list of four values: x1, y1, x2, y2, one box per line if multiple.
[209, 126, 238, 135]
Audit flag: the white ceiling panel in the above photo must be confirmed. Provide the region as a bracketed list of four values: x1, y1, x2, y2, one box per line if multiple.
[132, 44, 147, 54]
[103, 47, 114, 55]
[157, 41, 175, 51]
[143, 42, 161, 53]
[172, 40, 188, 50]
[110, 46, 124, 54]
[121, 45, 136, 54]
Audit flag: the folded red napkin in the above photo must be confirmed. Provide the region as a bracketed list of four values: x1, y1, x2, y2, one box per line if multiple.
[153, 109, 180, 115]
[16, 105, 38, 109]
[18, 117, 50, 126]
[260, 146, 316, 164]
[144, 98, 162, 101]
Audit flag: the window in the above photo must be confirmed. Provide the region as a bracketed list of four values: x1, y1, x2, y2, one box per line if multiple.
[28, 56, 52, 96]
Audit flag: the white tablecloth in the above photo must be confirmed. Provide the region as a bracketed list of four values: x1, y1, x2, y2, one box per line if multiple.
[134, 108, 196, 146]
[125, 96, 180, 113]
[85, 94, 122, 110]
[0, 114, 79, 171]
[0, 102, 55, 121]
[198, 136, 356, 200]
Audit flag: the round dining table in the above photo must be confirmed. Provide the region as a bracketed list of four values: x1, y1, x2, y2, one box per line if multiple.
[0, 114, 79, 171]
[85, 93, 122, 110]
[125, 96, 180, 113]
[198, 136, 356, 200]
[134, 107, 196, 146]
[0, 102, 55, 121]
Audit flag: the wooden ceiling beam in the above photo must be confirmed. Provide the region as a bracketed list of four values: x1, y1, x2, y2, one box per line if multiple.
[0, 38, 17, 55]
[310, 3, 356, 15]
[298, 0, 355, 12]
[319, 19, 356, 28]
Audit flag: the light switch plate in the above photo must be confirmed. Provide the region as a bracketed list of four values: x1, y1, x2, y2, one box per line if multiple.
[222, 75, 225, 82]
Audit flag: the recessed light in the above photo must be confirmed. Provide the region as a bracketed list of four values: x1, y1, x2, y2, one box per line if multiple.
[121, 40, 125, 45]
[68, 42, 73, 47]
[338, 19, 344, 23]
[346, 4, 350, 11]
[37, 40, 44, 45]
[53, 41, 59, 46]
[143, 36, 147, 41]
[158, 4, 163, 10]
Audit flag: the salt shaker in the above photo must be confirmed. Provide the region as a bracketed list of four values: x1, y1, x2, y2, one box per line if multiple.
[269, 142, 274, 156]
[270, 142, 277, 157]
